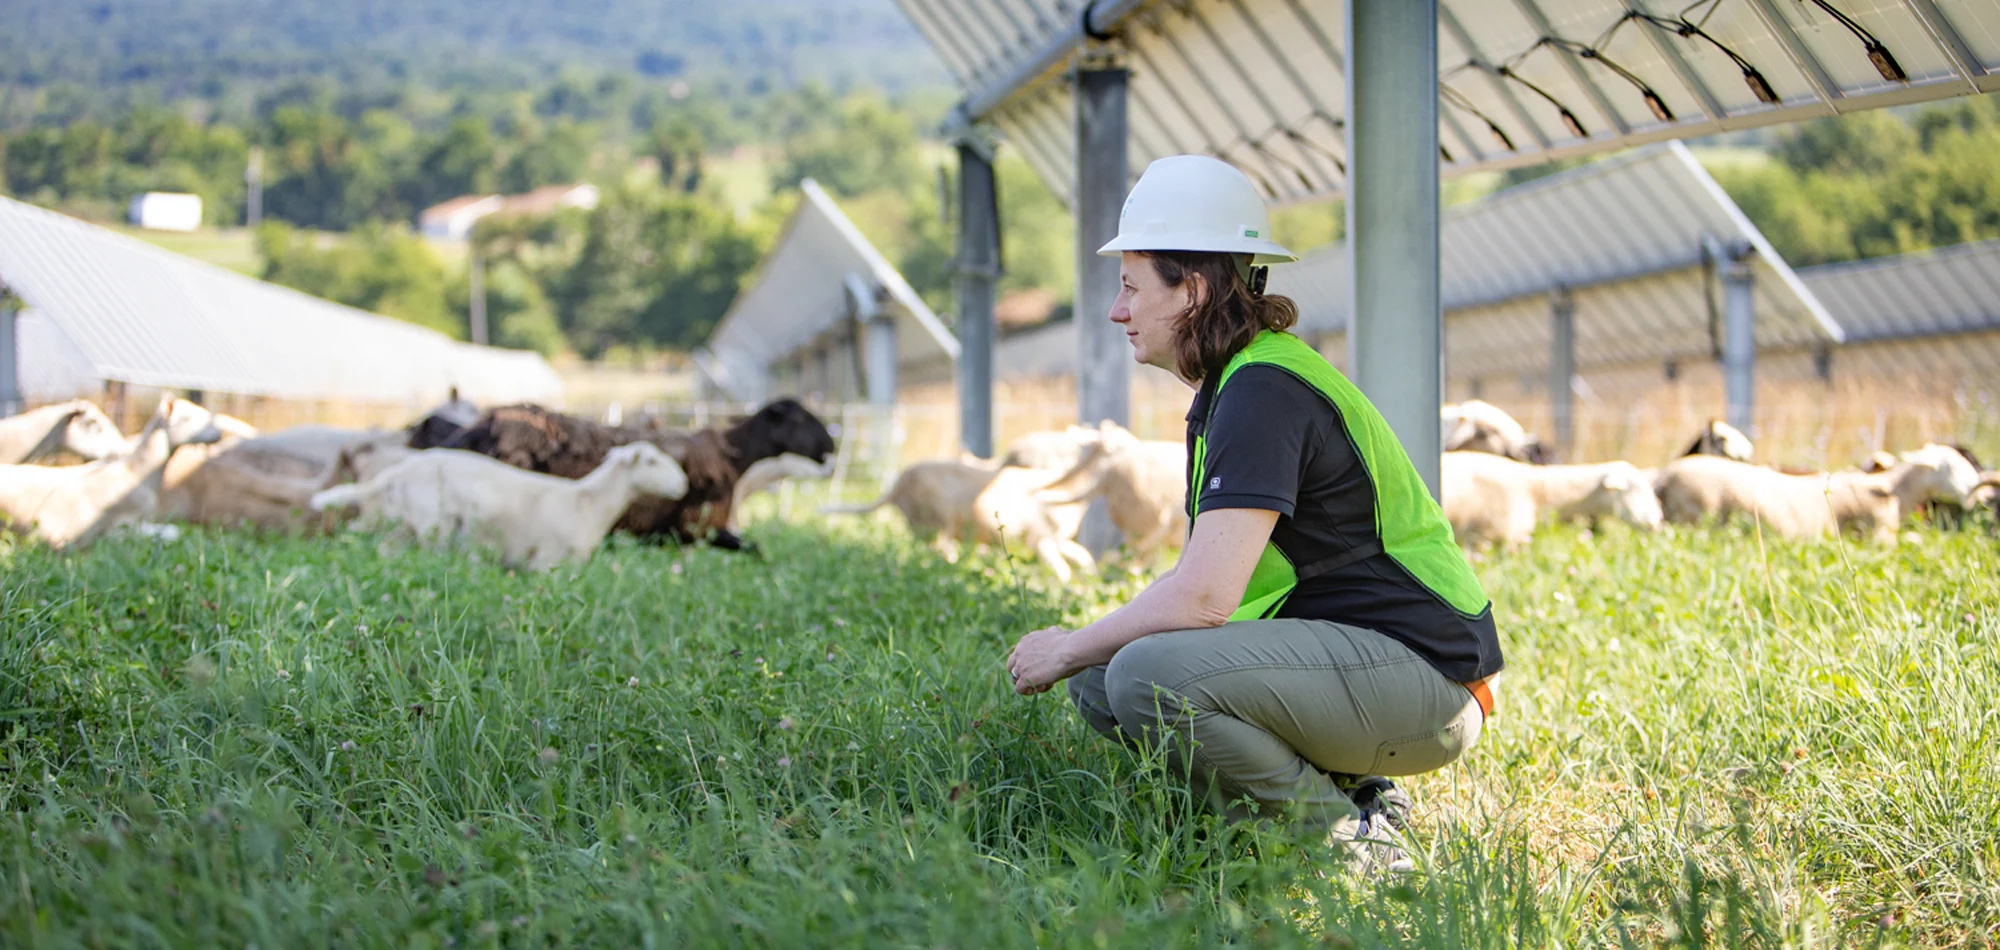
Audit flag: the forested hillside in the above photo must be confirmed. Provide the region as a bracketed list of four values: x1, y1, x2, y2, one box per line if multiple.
[0, 0, 944, 125]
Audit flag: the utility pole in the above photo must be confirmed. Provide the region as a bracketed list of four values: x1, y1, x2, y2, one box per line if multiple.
[245, 147, 263, 228]
[469, 249, 489, 346]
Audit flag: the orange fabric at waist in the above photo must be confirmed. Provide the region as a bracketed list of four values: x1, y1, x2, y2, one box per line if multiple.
[1462, 677, 1496, 718]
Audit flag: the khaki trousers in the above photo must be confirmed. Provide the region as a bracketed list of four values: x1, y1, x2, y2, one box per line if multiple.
[1067, 617, 1484, 835]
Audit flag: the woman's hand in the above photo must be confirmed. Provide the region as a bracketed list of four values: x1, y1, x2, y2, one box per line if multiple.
[1006, 626, 1079, 695]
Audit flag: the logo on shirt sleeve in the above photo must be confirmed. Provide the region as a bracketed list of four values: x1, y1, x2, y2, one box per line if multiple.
[1209, 476, 1222, 491]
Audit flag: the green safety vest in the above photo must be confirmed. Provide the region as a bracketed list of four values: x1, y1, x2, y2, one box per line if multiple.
[1191, 331, 1491, 622]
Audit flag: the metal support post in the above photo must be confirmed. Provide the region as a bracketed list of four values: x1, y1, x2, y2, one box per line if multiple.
[1075, 59, 1130, 555]
[1549, 285, 1575, 455]
[848, 273, 898, 408]
[1074, 62, 1129, 432]
[1721, 246, 1757, 432]
[0, 299, 20, 417]
[1346, 0, 1443, 497]
[954, 138, 999, 458]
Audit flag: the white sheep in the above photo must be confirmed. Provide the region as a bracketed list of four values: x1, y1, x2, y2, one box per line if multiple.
[1441, 399, 1554, 463]
[1036, 421, 1188, 557]
[824, 457, 1092, 580]
[999, 425, 1103, 471]
[726, 453, 833, 531]
[0, 400, 129, 464]
[309, 443, 689, 571]
[0, 398, 222, 549]
[1679, 419, 1755, 462]
[1651, 454, 1952, 543]
[1441, 451, 1661, 550]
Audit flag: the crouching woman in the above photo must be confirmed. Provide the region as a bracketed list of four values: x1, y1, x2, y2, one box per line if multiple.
[1005, 155, 1502, 872]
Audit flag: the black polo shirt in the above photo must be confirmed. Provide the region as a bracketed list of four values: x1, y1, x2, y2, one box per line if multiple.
[1187, 364, 1503, 683]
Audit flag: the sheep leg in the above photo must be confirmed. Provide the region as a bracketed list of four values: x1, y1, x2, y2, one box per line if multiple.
[1032, 536, 1075, 583]
[1056, 538, 1097, 577]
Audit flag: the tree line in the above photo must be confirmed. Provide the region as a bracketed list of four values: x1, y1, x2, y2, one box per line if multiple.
[4, 74, 1996, 360]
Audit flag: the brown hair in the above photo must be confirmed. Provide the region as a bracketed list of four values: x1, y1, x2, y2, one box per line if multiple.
[1143, 251, 1300, 381]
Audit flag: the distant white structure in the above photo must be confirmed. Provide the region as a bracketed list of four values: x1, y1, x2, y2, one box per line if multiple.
[417, 185, 599, 241]
[418, 194, 504, 241]
[127, 192, 203, 232]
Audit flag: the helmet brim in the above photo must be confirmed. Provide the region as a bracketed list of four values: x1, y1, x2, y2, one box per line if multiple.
[1096, 232, 1298, 265]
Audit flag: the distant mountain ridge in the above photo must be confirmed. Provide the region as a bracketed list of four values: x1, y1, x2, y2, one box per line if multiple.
[0, 0, 947, 98]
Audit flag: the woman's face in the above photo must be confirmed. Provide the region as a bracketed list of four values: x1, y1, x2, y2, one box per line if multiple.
[1110, 252, 1197, 376]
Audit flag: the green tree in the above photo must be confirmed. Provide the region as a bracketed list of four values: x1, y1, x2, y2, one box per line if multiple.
[257, 220, 459, 337]
[772, 93, 919, 198]
[415, 116, 500, 208]
[552, 184, 758, 356]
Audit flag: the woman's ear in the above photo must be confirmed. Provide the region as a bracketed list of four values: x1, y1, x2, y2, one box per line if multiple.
[1181, 270, 1208, 313]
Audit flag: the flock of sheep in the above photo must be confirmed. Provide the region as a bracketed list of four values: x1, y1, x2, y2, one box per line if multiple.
[823, 399, 1999, 578]
[3, 392, 1994, 577]
[0, 394, 837, 569]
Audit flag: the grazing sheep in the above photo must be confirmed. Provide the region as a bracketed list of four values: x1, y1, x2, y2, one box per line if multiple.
[1442, 399, 1555, 464]
[0, 400, 128, 464]
[1974, 473, 2000, 523]
[726, 453, 833, 531]
[1679, 419, 1755, 462]
[1441, 451, 1661, 550]
[999, 425, 1103, 471]
[405, 389, 483, 449]
[444, 399, 835, 550]
[0, 398, 222, 549]
[1035, 421, 1189, 557]
[824, 458, 1092, 580]
[1856, 443, 1986, 528]
[1652, 454, 1944, 543]
[309, 443, 689, 571]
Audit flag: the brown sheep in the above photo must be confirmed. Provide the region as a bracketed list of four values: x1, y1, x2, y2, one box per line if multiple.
[443, 399, 835, 551]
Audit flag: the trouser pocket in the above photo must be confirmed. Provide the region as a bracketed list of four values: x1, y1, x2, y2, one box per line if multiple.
[1367, 697, 1483, 776]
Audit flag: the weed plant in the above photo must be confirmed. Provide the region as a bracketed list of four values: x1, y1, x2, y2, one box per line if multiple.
[0, 518, 1994, 947]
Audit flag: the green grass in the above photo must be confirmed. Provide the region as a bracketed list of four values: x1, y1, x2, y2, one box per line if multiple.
[0, 516, 1996, 947]
[115, 225, 263, 276]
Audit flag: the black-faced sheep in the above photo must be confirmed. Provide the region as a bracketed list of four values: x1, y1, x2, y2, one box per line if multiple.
[443, 399, 835, 550]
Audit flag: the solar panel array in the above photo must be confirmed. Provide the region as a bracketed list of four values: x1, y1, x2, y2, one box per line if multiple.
[700, 179, 960, 403]
[898, 0, 2000, 206]
[1267, 141, 1839, 378]
[0, 196, 561, 407]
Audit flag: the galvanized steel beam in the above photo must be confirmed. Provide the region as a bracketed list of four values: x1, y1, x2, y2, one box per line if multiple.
[1549, 285, 1576, 454]
[963, 0, 1152, 121]
[0, 297, 18, 416]
[1075, 63, 1131, 431]
[954, 139, 1001, 458]
[1075, 62, 1131, 553]
[1719, 245, 1757, 431]
[1346, 0, 1444, 497]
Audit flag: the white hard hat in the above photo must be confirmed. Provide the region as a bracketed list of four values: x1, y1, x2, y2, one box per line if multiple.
[1096, 155, 1297, 265]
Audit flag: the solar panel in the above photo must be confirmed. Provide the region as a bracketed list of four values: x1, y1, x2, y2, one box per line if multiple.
[1265, 141, 1840, 377]
[701, 179, 960, 403]
[897, 0, 2000, 205]
[0, 195, 561, 407]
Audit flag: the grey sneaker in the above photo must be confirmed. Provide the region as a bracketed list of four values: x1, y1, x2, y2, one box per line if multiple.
[1347, 813, 1416, 875]
[1346, 777, 1412, 831]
